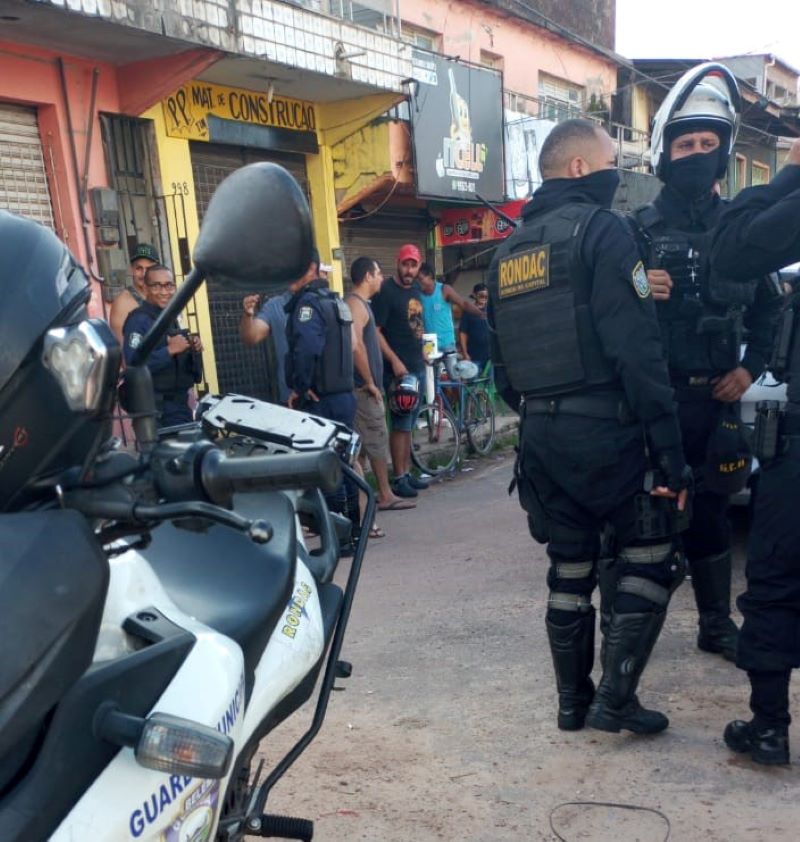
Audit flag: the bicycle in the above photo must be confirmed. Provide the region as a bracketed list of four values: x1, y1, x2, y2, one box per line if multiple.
[411, 352, 496, 476]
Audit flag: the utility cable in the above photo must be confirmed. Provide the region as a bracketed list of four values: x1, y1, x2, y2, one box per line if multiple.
[548, 800, 671, 842]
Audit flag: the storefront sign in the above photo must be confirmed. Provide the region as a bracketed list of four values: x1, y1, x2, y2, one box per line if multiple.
[162, 81, 317, 142]
[438, 200, 525, 246]
[410, 50, 504, 202]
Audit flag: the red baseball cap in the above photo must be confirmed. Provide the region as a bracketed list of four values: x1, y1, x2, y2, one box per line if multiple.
[397, 244, 422, 265]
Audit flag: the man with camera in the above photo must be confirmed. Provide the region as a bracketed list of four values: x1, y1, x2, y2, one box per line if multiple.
[123, 265, 203, 427]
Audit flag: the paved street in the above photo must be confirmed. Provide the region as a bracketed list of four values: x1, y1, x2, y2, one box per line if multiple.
[260, 452, 800, 841]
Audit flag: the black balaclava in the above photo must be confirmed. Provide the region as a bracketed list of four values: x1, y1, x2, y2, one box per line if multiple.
[663, 122, 725, 200]
[577, 168, 621, 208]
[667, 148, 721, 201]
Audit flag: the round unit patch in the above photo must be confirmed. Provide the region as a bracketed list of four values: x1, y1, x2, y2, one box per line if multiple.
[632, 261, 651, 299]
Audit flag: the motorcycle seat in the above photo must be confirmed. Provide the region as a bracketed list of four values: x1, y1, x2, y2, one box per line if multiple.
[142, 491, 296, 695]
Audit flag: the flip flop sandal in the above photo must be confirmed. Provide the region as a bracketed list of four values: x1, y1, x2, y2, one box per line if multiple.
[368, 524, 386, 539]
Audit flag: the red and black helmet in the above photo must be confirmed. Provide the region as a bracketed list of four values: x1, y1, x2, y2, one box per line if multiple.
[388, 373, 420, 416]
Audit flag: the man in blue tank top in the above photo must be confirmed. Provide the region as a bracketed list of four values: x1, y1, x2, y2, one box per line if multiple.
[417, 262, 484, 353]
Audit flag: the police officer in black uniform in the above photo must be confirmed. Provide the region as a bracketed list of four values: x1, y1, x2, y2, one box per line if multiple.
[284, 250, 359, 537]
[122, 264, 203, 427]
[489, 119, 691, 735]
[710, 138, 800, 764]
[629, 64, 782, 662]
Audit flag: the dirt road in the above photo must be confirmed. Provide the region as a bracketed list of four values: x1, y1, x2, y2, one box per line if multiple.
[258, 453, 800, 841]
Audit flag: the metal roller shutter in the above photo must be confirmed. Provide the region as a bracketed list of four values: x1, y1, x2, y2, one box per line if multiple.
[191, 143, 308, 401]
[0, 103, 55, 229]
[339, 212, 431, 287]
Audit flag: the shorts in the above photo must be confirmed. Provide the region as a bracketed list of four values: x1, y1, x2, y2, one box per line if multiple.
[353, 386, 389, 461]
[384, 367, 426, 433]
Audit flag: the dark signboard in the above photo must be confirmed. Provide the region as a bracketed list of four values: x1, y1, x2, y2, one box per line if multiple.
[410, 49, 504, 202]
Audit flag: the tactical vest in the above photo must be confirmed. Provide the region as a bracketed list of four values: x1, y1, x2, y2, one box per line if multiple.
[290, 287, 354, 395]
[632, 204, 758, 376]
[489, 203, 617, 397]
[152, 325, 200, 398]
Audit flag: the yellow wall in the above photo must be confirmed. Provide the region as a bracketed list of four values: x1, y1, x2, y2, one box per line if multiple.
[146, 85, 400, 392]
[143, 101, 219, 393]
[333, 121, 392, 204]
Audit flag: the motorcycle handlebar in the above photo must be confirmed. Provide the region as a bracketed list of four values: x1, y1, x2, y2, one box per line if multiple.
[200, 447, 342, 505]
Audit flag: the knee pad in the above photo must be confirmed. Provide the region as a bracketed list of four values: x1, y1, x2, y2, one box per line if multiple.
[615, 540, 686, 613]
[547, 591, 593, 623]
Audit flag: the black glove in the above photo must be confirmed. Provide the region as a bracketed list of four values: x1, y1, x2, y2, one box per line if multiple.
[655, 447, 693, 493]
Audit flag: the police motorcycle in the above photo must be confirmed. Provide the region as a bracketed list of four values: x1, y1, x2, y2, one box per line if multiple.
[0, 162, 374, 842]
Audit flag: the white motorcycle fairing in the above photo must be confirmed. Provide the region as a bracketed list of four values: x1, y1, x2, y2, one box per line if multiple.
[50, 517, 326, 842]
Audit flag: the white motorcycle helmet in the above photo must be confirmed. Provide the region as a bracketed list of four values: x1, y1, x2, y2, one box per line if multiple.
[452, 359, 479, 382]
[650, 62, 741, 181]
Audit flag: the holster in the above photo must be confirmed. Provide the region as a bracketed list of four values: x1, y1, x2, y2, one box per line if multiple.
[753, 400, 784, 465]
[510, 421, 550, 544]
[634, 471, 692, 539]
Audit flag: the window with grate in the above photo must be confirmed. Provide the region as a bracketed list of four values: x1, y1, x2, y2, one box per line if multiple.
[538, 73, 584, 122]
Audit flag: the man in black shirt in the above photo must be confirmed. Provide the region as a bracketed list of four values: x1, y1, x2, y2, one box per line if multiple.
[371, 244, 429, 499]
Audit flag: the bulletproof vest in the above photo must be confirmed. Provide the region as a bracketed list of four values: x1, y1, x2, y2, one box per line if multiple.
[152, 324, 199, 396]
[773, 291, 800, 406]
[632, 204, 758, 376]
[489, 203, 617, 397]
[298, 287, 354, 395]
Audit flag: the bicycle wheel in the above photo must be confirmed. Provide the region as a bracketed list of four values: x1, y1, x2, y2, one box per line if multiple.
[411, 402, 460, 475]
[465, 388, 496, 455]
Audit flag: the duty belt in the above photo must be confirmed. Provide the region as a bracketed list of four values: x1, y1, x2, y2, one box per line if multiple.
[671, 376, 715, 402]
[524, 393, 633, 422]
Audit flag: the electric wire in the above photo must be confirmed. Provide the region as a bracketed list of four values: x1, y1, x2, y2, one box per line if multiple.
[548, 800, 671, 842]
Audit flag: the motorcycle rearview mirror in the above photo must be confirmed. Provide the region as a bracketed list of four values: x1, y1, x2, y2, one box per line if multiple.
[193, 161, 314, 289]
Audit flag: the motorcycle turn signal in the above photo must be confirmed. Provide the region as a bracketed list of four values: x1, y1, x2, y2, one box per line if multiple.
[94, 704, 233, 779]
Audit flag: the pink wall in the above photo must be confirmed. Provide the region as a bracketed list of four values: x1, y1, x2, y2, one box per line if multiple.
[0, 41, 122, 316]
[400, 0, 617, 104]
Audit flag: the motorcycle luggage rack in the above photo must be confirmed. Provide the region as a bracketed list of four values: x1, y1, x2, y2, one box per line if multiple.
[244, 463, 374, 829]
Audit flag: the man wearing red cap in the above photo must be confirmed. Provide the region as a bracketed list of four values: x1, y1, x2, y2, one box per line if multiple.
[371, 244, 430, 498]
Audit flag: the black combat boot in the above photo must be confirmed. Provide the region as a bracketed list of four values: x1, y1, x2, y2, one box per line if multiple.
[691, 551, 739, 661]
[585, 610, 669, 735]
[546, 609, 595, 731]
[725, 669, 792, 765]
[723, 720, 790, 765]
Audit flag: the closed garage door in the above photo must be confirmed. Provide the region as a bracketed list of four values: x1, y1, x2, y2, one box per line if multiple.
[0, 103, 55, 229]
[191, 143, 308, 401]
[339, 212, 431, 287]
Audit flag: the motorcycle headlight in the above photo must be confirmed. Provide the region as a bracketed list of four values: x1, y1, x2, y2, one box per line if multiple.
[43, 320, 118, 413]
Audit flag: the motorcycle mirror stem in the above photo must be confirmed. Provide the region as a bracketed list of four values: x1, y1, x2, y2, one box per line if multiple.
[119, 267, 205, 453]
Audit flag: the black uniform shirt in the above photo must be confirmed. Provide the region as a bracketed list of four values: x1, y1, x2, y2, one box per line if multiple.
[711, 164, 800, 279]
[489, 177, 681, 451]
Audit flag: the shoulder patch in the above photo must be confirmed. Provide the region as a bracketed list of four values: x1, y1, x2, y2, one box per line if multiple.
[298, 305, 314, 323]
[632, 261, 651, 299]
[128, 332, 142, 349]
[497, 244, 550, 299]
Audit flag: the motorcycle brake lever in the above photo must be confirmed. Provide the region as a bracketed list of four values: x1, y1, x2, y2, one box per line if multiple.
[134, 502, 273, 544]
